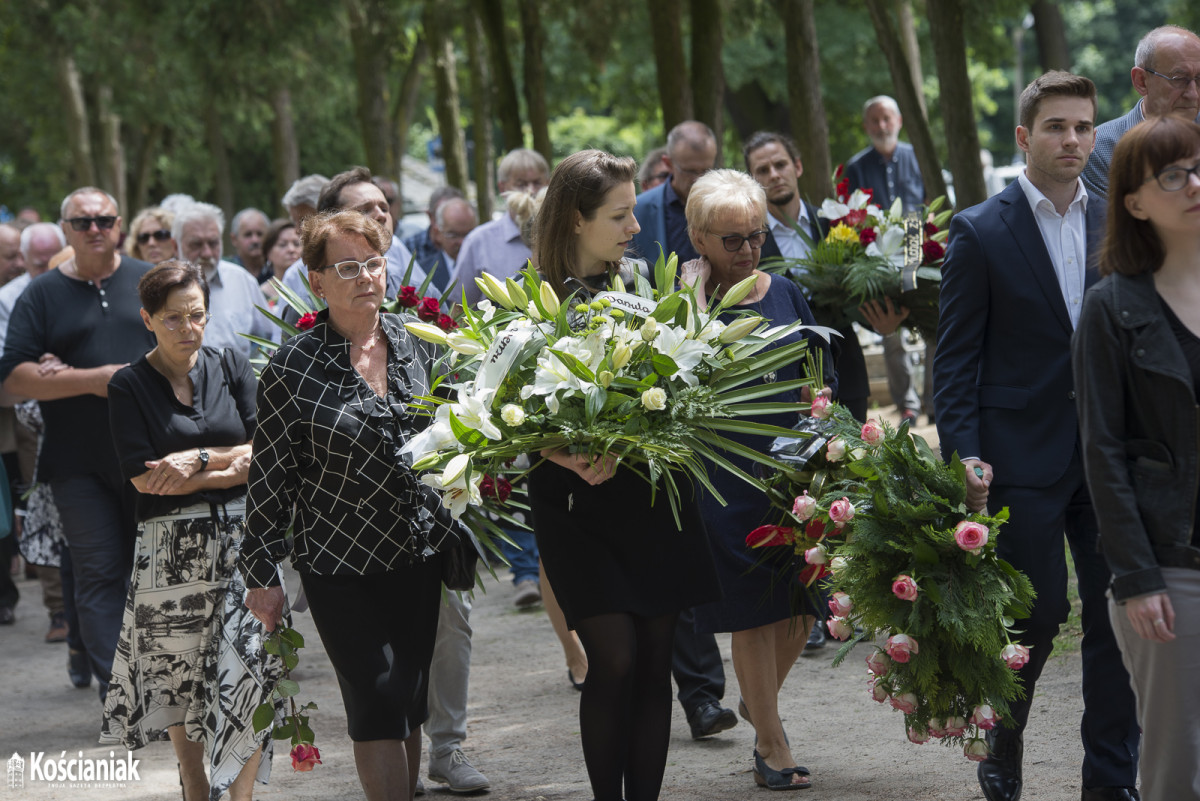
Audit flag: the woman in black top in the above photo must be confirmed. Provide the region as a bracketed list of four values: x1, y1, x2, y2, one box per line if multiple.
[101, 260, 282, 801]
[1073, 116, 1200, 801]
[241, 210, 451, 801]
[528, 150, 721, 801]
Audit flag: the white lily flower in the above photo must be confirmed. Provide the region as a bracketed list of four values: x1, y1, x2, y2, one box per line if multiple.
[421, 454, 482, 518]
[454, 387, 502, 440]
[400, 404, 461, 460]
[446, 332, 486, 355]
[652, 323, 716, 385]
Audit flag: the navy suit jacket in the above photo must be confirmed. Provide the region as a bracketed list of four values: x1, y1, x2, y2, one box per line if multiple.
[630, 182, 668, 263]
[933, 179, 1105, 489]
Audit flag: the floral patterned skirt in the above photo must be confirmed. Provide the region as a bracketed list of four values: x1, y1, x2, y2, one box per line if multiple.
[99, 498, 287, 800]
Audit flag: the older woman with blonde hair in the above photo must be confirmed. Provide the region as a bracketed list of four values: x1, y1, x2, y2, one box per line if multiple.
[126, 207, 176, 264]
[682, 168, 832, 791]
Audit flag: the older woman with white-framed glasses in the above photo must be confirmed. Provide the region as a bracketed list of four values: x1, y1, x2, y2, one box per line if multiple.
[242, 210, 454, 801]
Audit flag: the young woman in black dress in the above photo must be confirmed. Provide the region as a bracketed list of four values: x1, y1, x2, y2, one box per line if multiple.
[527, 149, 721, 801]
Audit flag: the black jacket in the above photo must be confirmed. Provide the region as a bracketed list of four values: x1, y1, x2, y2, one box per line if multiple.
[1073, 270, 1200, 601]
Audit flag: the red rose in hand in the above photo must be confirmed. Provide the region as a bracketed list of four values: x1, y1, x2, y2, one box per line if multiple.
[922, 240, 945, 265]
[290, 743, 322, 772]
[397, 285, 420, 307]
[296, 312, 318, 331]
[859, 227, 877, 246]
[417, 297, 440, 321]
[437, 313, 457, 332]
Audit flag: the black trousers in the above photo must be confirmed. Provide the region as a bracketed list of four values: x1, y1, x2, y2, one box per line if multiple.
[671, 607, 725, 714]
[990, 451, 1140, 789]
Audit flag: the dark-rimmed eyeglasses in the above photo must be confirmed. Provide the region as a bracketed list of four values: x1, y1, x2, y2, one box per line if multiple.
[65, 216, 117, 232]
[136, 229, 172, 245]
[707, 230, 769, 252]
[157, 310, 211, 331]
[1146, 163, 1200, 191]
[322, 256, 387, 280]
[1144, 68, 1200, 90]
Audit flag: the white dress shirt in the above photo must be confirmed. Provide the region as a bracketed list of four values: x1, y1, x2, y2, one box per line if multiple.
[1017, 170, 1088, 328]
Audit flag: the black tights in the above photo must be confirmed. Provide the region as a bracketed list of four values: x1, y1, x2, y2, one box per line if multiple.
[573, 610, 679, 801]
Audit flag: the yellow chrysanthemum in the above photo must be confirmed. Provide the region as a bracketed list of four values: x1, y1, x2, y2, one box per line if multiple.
[826, 223, 860, 245]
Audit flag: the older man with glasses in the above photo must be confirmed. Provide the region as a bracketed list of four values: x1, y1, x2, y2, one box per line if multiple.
[0, 187, 156, 703]
[1083, 24, 1200, 198]
[629, 120, 718, 266]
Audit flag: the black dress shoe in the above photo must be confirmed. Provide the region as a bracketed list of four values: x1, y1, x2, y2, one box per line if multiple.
[0, 605, 14, 624]
[687, 701, 737, 740]
[977, 728, 1023, 801]
[68, 648, 92, 689]
[1081, 788, 1140, 801]
[802, 620, 826, 654]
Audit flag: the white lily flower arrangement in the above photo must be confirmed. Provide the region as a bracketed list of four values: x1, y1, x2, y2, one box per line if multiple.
[402, 250, 834, 523]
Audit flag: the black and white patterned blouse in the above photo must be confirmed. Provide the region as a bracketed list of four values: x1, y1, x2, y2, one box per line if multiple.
[240, 309, 450, 588]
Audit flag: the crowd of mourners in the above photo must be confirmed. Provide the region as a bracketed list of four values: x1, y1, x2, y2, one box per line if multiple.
[3, 22, 1200, 801]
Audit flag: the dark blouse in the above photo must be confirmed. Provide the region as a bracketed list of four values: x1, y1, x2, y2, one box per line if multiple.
[240, 309, 450, 589]
[108, 346, 257, 522]
[1158, 296, 1200, 547]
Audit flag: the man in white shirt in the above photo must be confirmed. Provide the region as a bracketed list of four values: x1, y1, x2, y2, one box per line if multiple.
[934, 71, 1139, 801]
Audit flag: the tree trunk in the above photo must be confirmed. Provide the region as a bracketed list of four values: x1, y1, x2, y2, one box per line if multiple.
[518, 0, 552, 164]
[864, 0, 948, 200]
[425, 2, 469, 192]
[1031, 0, 1070, 72]
[466, 12, 497, 220]
[646, 0, 691, 135]
[776, 0, 832, 202]
[205, 103, 235, 230]
[689, 0, 725, 162]
[347, 0, 393, 176]
[95, 84, 126, 215]
[474, 0, 524, 153]
[55, 53, 95, 187]
[895, 0, 927, 118]
[129, 123, 161, 213]
[391, 36, 428, 204]
[927, 0, 985, 208]
[269, 85, 300, 207]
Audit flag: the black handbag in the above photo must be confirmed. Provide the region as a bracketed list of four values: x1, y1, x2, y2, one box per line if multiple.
[422, 488, 480, 591]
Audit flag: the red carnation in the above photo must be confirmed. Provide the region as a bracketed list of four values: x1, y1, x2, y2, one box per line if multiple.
[859, 227, 877, 246]
[922, 239, 946, 265]
[296, 312, 318, 331]
[436, 313, 457, 332]
[839, 208, 868, 228]
[836, 178, 850, 202]
[745, 524, 795, 548]
[397, 285, 420, 307]
[924, 222, 940, 238]
[417, 297, 440, 321]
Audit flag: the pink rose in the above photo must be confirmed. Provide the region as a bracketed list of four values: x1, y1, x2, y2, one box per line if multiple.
[970, 704, 1001, 731]
[954, 520, 989, 555]
[827, 616, 853, 641]
[804, 544, 828, 565]
[908, 726, 931, 744]
[891, 574, 919, 602]
[810, 394, 832, 419]
[861, 419, 884, 445]
[1001, 643, 1030, 669]
[792, 491, 817, 521]
[941, 716, 968, 737]
[828, 591, 854, 617]
[886, 633, 919, 663]
[869, 678, 889, 703]
[865, 650, 890, 677]
[828, 497, 855, 526]
[290, 743, 322, 772]
[964, 738, 990, 762]
[889, 692, 918, 714]
[826, 437, 846, 462]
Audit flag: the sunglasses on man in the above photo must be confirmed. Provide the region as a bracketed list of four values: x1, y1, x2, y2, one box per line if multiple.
[65, 216, 118, 232]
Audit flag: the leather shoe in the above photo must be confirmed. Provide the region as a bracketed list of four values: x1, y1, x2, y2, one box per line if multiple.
[977, 728, 1023, 801]
[803, 619, 826, 654]
[0, 605, 13, 625]
[1081, 788, 1140, 801]
[687, 701, 737, 740]
[68, 648, 92, 689]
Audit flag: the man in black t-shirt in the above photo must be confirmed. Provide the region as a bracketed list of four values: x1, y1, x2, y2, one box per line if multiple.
[0, 186, 154, 701]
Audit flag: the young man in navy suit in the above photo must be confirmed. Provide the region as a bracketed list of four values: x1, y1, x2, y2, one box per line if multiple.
[934, 72, 1141, 801]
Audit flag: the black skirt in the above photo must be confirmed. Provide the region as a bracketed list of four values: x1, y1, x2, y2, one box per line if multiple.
[529, 460, 721, 629]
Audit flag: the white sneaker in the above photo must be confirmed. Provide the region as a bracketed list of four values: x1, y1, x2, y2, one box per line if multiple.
[428, 748, 491, 793]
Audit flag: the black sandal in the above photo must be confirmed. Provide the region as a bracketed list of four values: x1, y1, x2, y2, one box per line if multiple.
[753, 750, 811, 791]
